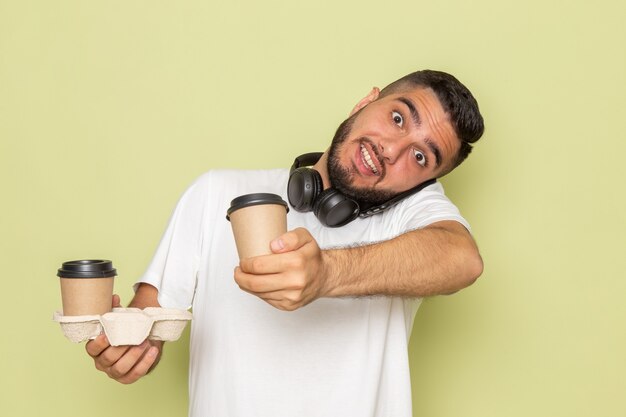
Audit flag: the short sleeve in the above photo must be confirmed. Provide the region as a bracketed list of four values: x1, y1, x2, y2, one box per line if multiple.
[135, 174, 211, 309]
[391, 181, 471, 233]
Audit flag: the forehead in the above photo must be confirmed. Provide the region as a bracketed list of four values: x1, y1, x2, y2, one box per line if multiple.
[389, 87, 447, 122]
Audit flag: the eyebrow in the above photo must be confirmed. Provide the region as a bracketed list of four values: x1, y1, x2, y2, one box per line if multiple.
[397, 97, 442, 168]
[424, 138, 442, 168]
[398, 97, 421, 126]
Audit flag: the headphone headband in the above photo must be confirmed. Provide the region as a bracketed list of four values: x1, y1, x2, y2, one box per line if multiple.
[357, 178, 436, 217]
[290, 152, 324, 173]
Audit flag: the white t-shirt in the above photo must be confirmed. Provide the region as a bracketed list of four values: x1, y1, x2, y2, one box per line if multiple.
[138, 169, 469, 417]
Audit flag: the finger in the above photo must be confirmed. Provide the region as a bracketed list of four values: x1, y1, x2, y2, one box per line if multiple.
[239, 254, 278, 275]
[237, 283, 284, 301]
[270, 227, 313, 253]
[236, 275, 307, 307]
[96, 344, 132, 368]
[239, 251, 301, 275]
[257, 289, 304, 304]
[108, 341, 151, 380]
[234, 268, 293, 293]
[86, 333, 111, 358]
[116, 346, 160, 385]
[264, 297, 301, 312]
[112, 294, 121, 308]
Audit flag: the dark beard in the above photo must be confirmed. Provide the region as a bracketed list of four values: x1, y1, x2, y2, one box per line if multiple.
[327, 115, 397, 206]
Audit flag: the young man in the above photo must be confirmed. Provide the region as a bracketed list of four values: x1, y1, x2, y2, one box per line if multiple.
[87, 69, 485, 417]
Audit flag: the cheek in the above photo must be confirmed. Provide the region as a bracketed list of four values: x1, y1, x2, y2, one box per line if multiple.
[352, 109, 389, 135]
[385, 162, 419, 190]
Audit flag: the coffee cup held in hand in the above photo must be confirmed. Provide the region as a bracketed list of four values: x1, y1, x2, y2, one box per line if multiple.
[226, 193, 289, 259]
[58, 260, 116, 316]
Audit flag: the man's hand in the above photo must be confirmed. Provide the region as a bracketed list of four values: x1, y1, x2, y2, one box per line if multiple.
[85, 291, 163, 384]
[235, 227, 328, 311]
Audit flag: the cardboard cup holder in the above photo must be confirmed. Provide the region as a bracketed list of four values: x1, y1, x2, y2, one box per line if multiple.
[53, 307, 192, 346]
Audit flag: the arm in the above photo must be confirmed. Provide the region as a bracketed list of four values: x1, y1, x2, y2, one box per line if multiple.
[235, 220, 483, 311]
[322, 220, 483, 297]
[85, 283, 164, 384]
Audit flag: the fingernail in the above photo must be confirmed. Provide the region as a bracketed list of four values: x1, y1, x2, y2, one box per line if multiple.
[148, 347, 158, 357]
[271, 238, 285, 251]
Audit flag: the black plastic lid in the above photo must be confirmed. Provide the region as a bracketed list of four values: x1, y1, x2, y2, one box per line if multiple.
[226, 193, 289, 221]
[57, 259, 117, 278]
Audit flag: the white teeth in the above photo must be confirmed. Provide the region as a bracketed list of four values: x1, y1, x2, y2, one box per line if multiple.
[360, 144, 379, 174]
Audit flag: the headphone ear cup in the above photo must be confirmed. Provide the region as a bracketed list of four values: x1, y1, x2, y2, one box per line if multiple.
[313, 188, 360, 228]
[287, 168, 323, 212]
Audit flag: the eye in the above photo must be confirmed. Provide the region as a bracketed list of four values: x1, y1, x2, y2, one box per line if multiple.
[413, 149, 427, 167]
[392, 111, 404, 127]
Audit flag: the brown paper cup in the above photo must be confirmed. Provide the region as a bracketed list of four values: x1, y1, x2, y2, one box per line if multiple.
[227, 193, 289, 259]
[57, 260, 116, 316]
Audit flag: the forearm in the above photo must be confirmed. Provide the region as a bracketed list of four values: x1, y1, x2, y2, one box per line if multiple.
[322, 221, 483, 298]
[129, 282, 161, 309]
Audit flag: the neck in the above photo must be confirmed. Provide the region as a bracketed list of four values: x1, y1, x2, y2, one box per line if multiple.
[312, 150, 331, 189]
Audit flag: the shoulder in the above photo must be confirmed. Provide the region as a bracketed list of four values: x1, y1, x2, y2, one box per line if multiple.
[187, 168, 288, 188]
[385, 181, 470, 231]
[400, 180, 453, 206]
[183, 168, 290, 201]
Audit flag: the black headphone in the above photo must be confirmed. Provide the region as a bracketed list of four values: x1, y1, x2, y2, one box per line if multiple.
[287, 152, 436, 227]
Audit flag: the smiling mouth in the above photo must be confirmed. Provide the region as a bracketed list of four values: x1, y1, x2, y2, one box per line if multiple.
[360, 143, 380, 175]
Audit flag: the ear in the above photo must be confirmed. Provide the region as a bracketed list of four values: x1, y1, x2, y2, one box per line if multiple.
[349, 87, 380, 116]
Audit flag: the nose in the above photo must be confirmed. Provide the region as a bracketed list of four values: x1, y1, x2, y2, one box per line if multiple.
[379, 136, 411, 164]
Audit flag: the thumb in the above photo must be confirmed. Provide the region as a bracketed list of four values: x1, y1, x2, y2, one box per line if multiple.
[112, 294, 122, 308]
[270, 235, 287, 253]
[270, 228, 313, 253]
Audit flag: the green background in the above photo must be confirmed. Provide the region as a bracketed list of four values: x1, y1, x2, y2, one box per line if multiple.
[1, 0, 624, 416]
